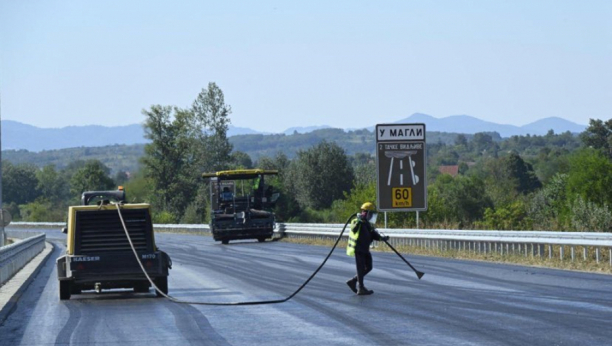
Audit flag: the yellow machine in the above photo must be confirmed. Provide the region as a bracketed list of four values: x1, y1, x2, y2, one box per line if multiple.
[56, 188, 171, 300]
[202, 169, 280, 244]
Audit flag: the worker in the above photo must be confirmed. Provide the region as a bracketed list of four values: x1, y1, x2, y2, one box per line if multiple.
[220, 187, 233, 202]
[346, 202, 389, 295]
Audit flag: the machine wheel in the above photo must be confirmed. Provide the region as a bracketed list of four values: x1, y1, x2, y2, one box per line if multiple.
[134, 282, 150, 293]
[71, 284, 82, 295]
[154, 276, 168, 297]
[59, 281, 71, 300]
[257, 237, 265, 243]
[221, 240, 229, 245]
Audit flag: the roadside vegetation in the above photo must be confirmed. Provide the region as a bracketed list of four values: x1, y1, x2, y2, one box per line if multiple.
[3, 84, 612, 236]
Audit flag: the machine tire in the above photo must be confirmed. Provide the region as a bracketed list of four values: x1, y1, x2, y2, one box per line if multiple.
[154, 276, 168, 297]
[221, 240, 229, 245]
[59, 281, 72, 300]
[71, 284, 82, 295]
[134, 282, 150, 293]
[257, 237, 265, 243]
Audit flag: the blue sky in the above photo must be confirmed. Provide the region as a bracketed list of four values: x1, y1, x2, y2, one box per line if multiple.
[1, 1, 610, 133]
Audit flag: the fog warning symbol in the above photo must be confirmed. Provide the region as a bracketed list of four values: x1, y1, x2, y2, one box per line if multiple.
[384, 151, 420, 186]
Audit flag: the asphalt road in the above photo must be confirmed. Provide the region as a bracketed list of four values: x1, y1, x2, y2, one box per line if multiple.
[2, 228, 612, 346]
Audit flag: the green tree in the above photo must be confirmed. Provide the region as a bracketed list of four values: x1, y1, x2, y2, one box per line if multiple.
[504, 152, 542, 194]
[424, 174, 492, 226]
[70, 160, 115, 195]
[141, 83, 234, 221]
[580, 118, 612, 157]
[123, 169, 154, 203]
[471, 132, 498, 156]
[473, 158, 518, 207]
[192, 82, 233, 172]
[474, 153, 541, 208]
[230, 151, 253, 169]
[565, 148, 612, 206]
[351, 153, 375, 187]
[37, 165, 68, 202]
[141, 105, 197, 220]
[478, 199, 531, 230]
[19, 200, 66, 222]
[533, 147, 571, 184]
[2, 161, 40, 205]
[114, 171, 129, 186]
[529, 173, 568, 230]
[330, 182, 376, 223]
[455, 134, 468, 147]
[256, 153, 302, 221]
[61, 160, 87, 183]
[290, 141, 355, 210]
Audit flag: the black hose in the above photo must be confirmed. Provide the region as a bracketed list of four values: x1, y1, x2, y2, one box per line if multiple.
[115, 202, 356, 306]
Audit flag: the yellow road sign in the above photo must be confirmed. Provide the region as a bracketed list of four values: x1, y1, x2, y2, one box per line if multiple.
[392, 188, 412, 207]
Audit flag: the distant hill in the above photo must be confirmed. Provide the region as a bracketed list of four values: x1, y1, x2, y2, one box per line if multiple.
[283, 125, 331, 135]
[381, 114, 586, 137]
[2, 128, 469, 173]
[2, 121, 145, 152]
[1, 121, 266, 152]
[2, 121, 584, 174]
[520, 117, 587, 135]
[2, 144, 146, 175]
[228, 125, 266, 136]
[1, 114, 587, 152]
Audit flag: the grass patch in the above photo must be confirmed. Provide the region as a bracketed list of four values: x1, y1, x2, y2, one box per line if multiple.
[280, 237, 612, 274]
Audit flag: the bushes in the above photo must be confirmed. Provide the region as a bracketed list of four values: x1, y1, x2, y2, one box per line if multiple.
[424, 175, 492, 226]
[152, 210, 177, 224]
[565, 148, 612, 206]
[569, 196, 612, 232]
[477, 200, 532, 230]
[19, 200, 67, 222]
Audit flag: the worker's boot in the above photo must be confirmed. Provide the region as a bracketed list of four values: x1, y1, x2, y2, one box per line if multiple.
[357, 286, 374, 295]
[346, 278, 358, 293]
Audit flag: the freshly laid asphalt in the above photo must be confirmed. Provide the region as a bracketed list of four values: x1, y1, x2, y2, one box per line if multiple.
[1, 228, 612, 346]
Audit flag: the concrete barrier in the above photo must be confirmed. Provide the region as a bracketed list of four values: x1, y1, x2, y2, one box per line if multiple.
[0, 233, 46, 287]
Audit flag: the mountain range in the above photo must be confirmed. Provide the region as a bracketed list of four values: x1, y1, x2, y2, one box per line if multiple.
[1, 114, 587, 152]
[385, 114, 587, 138]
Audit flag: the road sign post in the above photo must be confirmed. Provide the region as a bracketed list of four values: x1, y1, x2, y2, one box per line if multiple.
[376, 123, 427, 212]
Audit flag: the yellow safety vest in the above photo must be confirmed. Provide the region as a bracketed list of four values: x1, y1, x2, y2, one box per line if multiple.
[346, 219, 361, 257]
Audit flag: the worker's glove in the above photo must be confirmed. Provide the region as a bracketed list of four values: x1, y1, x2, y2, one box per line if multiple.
[381, 236, 390, 242]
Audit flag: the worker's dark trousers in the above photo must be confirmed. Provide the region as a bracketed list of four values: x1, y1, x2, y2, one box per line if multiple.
[352, 251, 373, 288]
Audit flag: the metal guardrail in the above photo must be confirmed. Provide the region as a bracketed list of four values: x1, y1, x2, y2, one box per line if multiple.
[278, 223, 612, 266]
[0, 232, 46, 287]
[7, 222, 211, 233]
[153, 224, 211, 234]
[8, 222, 64, 228]
[7, 222, 612, 265]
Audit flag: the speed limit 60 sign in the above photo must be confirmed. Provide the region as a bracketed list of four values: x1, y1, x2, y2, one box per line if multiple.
[376, 123, 427, 211]
[392, 187, 412, 207]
